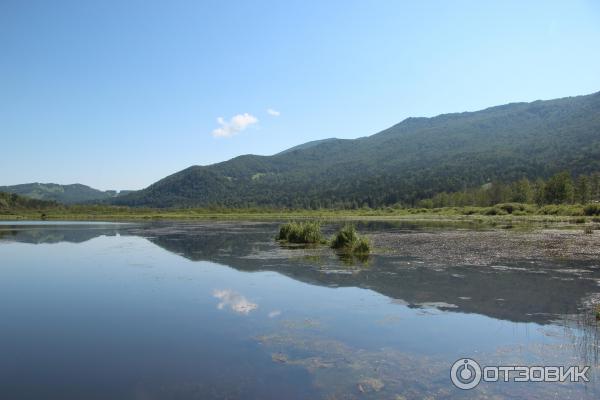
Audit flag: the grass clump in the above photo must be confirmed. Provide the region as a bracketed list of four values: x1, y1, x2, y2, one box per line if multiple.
[496, 203, 533, 215]
[483, 207, 507, 216]
[276, 221, 323, 244]
[353, 237, 371, 254]
[330, 224, 358, 249]
[539, 204, 584, 216]
[330, 224, 371, 254]
[584, 225, 594, 235]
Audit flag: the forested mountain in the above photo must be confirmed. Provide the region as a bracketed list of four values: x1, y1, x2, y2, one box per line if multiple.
[115, 91, 600, 208]
[0, 183, 131, 204]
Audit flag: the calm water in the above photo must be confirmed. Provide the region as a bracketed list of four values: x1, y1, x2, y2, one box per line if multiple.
[0, 221, 599, 399]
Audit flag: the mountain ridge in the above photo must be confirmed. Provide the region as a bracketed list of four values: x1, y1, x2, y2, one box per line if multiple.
[113, 90, 600, 208]
[0, 183, 132, 205]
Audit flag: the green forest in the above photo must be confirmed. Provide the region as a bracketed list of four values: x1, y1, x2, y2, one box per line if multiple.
[420, 172, 600, 210]
[113, 91, 600, 209]
[3, 92, 600, 214]
[0, 183, 131, 204]
[0, 192, 57, 211]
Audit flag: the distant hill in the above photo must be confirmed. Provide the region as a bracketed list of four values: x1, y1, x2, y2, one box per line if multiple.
[0, 183, 131, 205]
[0, 192, 57, 211]
[113, 91, 600, 208]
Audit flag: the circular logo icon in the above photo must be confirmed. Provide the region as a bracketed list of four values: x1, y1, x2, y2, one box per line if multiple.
[450, 358, 482, 390]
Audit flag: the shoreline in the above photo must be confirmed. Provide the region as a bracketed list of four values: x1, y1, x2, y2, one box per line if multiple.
[0, 210, 598, 232]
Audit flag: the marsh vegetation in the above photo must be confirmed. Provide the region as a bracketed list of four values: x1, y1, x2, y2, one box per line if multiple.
[330, 224, 371, 255]
[275, 222, 372, 259]
[276, 221, 324, 244]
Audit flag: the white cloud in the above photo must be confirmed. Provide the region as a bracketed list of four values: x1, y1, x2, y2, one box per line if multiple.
[211, 113, 258, 138]
[267, 108, 280, 117]
[213, 289, 258, 315]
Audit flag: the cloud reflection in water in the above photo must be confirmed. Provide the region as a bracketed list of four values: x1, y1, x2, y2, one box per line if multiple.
[213, 289, 258, 315]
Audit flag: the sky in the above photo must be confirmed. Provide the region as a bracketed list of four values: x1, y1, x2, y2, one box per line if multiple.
[1, 0, 600, 191]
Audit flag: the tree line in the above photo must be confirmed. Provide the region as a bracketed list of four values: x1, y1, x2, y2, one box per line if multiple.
[418, 172, 600, 208]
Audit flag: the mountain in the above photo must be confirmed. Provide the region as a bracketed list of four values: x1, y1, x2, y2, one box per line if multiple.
[0, 183, 131, 205]
[115, 91, 600, 208]
[277, 138, 340, 155]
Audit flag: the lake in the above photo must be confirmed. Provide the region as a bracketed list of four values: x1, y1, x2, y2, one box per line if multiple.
[0, 221, 599, 399]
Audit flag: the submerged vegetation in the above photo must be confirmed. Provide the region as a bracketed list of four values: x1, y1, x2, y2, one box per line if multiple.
[276, 221, 323, 244]
[331, 224, 371, 255]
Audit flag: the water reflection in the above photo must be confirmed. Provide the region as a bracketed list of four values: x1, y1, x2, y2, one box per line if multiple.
[1, 221, 599, 325]
[138, 223, 600, 325]
[0, 223, 122, 244]
[213, 289, 258, 315]
[1, 221, 599, 399]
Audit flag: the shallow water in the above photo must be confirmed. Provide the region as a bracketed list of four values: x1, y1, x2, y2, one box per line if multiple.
[0, 221, 599, 399]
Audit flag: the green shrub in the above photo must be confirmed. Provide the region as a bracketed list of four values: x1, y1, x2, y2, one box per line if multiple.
[572, 217, 586, 224]
[277, 221, 323, 244]
[277, 223, 294, 241]
[353, 237, 371, 254]
[483, 207, 507, 216]
[583, 204, 600, 216]
[331, 224, 371, 254]
[497, 203, 522, 214]
[539, 204, 584, 216]
[538, 205, 560, 215]
[331, 224, 358, 249]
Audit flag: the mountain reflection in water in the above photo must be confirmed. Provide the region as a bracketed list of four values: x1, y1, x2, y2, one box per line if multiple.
[1, 221, 599, 325]
[1, 221, 599, 399]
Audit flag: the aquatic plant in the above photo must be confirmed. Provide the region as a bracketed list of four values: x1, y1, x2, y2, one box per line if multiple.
[330, 224, 358, 249]
[353, 237, 371, 254]
[330, 224, 371, 254]
[276, 221, 323, 244]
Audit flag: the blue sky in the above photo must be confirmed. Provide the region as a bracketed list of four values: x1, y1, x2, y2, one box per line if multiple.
[1, 0, 600, 190]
